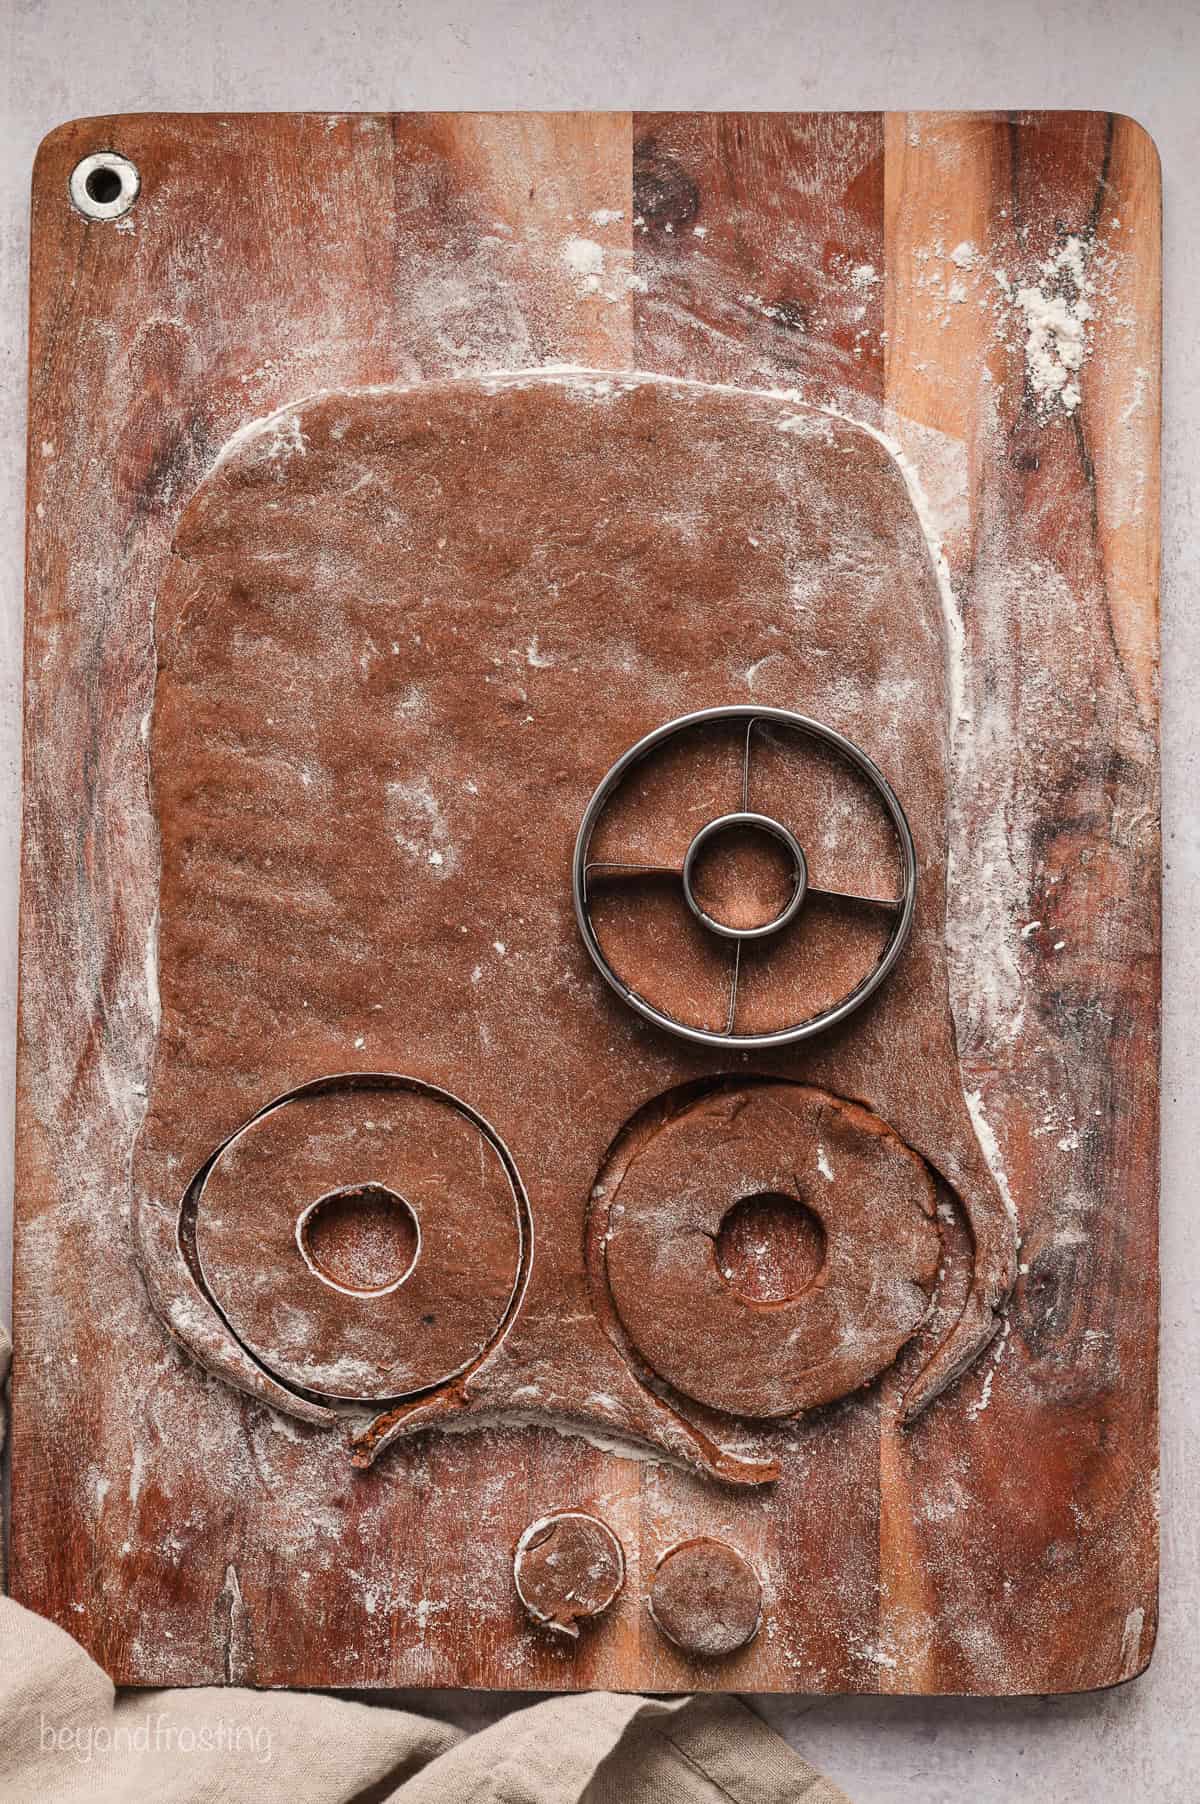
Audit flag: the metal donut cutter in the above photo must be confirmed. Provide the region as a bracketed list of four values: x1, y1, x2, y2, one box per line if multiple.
[572, 704, 917, 1048]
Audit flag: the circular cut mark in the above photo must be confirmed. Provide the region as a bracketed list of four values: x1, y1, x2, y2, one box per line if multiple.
[514, 1511, 626, 1638]
[194, 1078, 527, 1402]
[297, 1182, 420, 1296]
[69, 152, 140, 222]
[716, 1191, 826, 1303]
[648, 1538, 762, 1658]
[604, 1082, 940, 1417]
[683, 812, 807, 941]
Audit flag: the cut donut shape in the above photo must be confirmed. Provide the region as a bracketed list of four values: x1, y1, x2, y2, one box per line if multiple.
[193, 1077, 528, 1401]
[603, 1083, 940, 1417]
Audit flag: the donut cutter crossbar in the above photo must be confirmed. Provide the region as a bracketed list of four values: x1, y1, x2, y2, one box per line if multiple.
[573, 706, 918, 1048]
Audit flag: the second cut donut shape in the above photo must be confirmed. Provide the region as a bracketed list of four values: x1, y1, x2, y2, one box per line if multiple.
[604, 1083, 940, 1417]
[195, 1078, 526, 1401]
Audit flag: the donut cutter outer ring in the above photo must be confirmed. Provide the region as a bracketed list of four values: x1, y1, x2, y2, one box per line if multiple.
[572, 705, 918, 1049]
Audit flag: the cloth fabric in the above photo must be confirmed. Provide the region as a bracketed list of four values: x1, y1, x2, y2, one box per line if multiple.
[0, 1321, 9, 1593]
[0, 1317, 848, 1801]
[0, 1594, 848, 1802]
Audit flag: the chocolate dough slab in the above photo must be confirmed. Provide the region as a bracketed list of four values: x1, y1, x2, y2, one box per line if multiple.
[135, 370, 1014, 1463]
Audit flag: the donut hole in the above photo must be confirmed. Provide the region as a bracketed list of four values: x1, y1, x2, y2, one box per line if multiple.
[716, 1191, 825, 1303]
[297, 1183, 419, 1295]
[688, 820, 800, 932]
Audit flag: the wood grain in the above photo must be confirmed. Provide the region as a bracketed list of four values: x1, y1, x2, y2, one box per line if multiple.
[12, 111, 1159, 1694]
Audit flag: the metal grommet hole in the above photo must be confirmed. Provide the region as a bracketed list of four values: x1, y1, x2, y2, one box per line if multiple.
[69, 152, 140, 222]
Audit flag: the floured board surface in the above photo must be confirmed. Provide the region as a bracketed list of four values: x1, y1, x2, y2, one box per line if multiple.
[13, 112, 1160, 1694]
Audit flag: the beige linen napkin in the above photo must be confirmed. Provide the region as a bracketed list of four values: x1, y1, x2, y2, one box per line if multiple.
[1, 1320, 9, 1595]
[0, 1594, 848, 1803]
[0, 1319, 848, 1802]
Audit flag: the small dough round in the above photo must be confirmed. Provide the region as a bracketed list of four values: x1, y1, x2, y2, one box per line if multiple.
[514, 1512, 625, 1637]
[649, 1538, 762, 1657]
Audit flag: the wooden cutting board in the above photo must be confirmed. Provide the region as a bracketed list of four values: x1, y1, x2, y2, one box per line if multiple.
[12, 111, 1160, 1695]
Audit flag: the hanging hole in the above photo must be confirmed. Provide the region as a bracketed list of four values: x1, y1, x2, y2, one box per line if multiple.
[86, 166, 122, 204]
[69, 152, 140, 222]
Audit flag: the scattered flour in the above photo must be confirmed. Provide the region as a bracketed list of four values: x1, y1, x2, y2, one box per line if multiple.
[965, 1089, 1021, 1235]
[144, 909, 161, 1031]
[561, 237, 605, 291]
[966, 1318, 1012, 1422]
[386, 776, 458, 879]
[265, 414, 308, 464]
[559, 236, 646, 303]
[904, 226, 1112, 420]
[1005, 235, 1096, 413]
[1120, 1606, 1146, 1679]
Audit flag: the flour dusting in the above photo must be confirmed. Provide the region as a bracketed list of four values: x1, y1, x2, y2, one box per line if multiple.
[560, 236, 646, 303]
[561, 236, 606, 291]
[965, 1090, 1020, 1234]
[1001, 235, 1097, 413]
